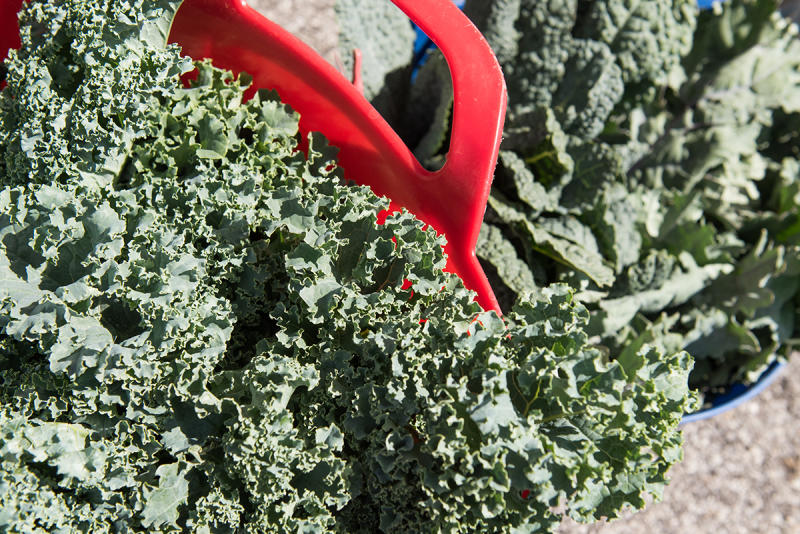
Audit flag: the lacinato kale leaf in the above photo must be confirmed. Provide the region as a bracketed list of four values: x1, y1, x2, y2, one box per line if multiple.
[483, 0, 800, 399]
[334, 0, 416, 127]
[484, 0, 799, 399]
[1, 0, 695, 532]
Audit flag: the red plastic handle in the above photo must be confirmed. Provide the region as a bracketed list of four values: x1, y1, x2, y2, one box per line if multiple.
[399, 0, 508, 313]
[171, 0, 507, 312]
[1, 0, 507, 313]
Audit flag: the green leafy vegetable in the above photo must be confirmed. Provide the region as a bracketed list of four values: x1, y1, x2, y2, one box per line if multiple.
[1, 0, 695, 532]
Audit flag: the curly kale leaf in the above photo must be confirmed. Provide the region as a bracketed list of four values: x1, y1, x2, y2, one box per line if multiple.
[1, 0, 695, 531]
[0, 0, 192, 189]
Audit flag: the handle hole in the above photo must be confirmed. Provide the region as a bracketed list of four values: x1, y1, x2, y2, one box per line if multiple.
[334, 0, 456, 172]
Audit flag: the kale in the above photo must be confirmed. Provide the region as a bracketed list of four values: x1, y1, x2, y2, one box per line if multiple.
[1, 0, 694, 531]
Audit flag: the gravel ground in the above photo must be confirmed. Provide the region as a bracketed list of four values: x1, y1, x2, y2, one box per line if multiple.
[247, 0, 339, 65]
[248, 2, 799, 533]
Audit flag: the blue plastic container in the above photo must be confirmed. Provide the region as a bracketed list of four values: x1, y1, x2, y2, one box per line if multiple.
[682, 361, 788, 423]
[411, 0, 463, 69]
[410, 0, 788, 423]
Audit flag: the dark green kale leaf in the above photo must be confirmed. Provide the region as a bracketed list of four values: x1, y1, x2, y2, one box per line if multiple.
[573, 0, 696, 88]
[467, 0, 799, 399]
[335, 0, 416, 126]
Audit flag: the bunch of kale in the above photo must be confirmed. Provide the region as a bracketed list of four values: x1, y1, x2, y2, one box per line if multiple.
[0, 0, 694, 532]
[337, 0, 800, 400]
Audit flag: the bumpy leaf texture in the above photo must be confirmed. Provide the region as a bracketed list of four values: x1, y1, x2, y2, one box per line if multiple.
[1, 0, 694, 532]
